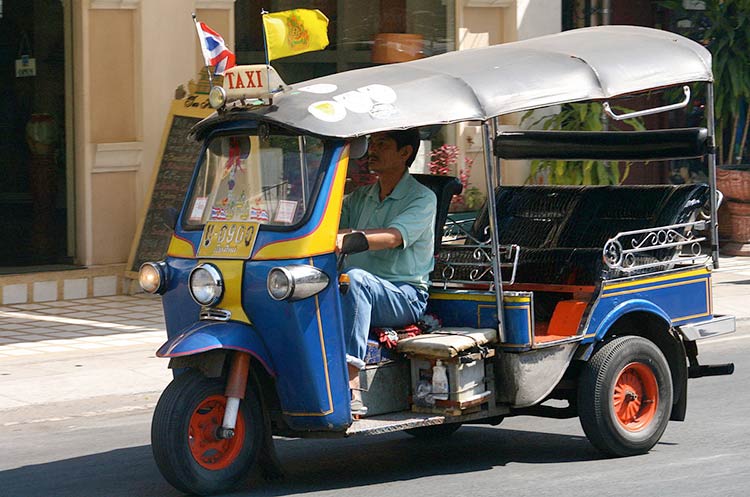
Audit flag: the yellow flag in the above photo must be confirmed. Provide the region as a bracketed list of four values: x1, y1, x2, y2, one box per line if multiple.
[263, 9, 329, 61]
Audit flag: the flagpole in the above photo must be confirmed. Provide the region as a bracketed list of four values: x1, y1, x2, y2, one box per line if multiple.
[260, 9, 270, 66]
[192, 12, 214, 88]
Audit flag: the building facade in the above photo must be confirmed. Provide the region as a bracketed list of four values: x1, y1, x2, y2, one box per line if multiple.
[0, 0, 560, 303]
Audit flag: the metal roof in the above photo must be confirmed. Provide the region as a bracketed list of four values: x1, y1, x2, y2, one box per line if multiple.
[194, 25, 712, 139]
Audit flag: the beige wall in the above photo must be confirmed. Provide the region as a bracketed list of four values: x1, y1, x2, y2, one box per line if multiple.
[74, 0, 236, 267]
[91, 172, 137, 264]
[89, 10, 137, 143]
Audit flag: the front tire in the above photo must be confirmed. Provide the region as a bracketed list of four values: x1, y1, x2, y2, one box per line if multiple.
[578, 336, 673, 457]
[152, 370, 264, 495]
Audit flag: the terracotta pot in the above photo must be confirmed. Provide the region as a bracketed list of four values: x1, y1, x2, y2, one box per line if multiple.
[716, 165, 750, 202]
[720, 200, 750, 243]
[372, 33, 424, 63]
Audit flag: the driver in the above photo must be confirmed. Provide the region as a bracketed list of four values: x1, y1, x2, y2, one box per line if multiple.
[337, 129, 437, 415]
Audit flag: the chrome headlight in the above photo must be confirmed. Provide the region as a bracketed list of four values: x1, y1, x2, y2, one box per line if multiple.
[189, 264, 224, 306]
[138, 261, 167, 294]
[267, 265, 329, 301]
[208, 85, 227, 109]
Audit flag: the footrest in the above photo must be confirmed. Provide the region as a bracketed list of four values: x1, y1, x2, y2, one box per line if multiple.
[397, 327, 497, 358]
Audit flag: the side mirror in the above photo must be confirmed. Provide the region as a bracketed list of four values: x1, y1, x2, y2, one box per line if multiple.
[341, 231, 369, 255]
[161, 207, 178, 231]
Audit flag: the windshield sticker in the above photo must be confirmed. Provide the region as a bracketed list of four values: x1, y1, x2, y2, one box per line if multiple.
[274, 200, 298, 224]
[298, 83, 337, 94]
[308, 100, 346, 122]
[189, 197, 208, 222]
[358, 84, 397, 104]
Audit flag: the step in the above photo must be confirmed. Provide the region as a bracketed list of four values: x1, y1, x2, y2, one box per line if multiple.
[0, 264, 135, 305]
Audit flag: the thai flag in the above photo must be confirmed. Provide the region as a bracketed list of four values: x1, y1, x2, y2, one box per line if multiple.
[194, 19, 236, 76]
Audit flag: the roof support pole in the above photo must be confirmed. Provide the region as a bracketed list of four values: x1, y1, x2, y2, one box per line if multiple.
[482, 122, 505, 342]
[706, 82, 720, 268]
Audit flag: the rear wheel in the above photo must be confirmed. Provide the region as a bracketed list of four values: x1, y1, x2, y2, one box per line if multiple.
[578, 336, 673, 457]
[152, 370, 264, 495]
[405, 423, 462, 439]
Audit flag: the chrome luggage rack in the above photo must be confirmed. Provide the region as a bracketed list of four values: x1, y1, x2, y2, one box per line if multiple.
[433, 216, 520, 289]
[603, 220, 710, 276]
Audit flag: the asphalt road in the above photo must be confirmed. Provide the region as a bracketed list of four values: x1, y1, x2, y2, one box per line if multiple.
[1, 324, 747, 497]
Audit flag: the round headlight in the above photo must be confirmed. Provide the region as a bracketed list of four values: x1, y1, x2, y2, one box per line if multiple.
[209, 85, 227, 109]
[267, 268, 293, 301]
[139, 262, 166, 294]
[189, 264, 224, 306]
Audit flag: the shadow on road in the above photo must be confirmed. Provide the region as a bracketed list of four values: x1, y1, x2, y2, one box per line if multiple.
[0, 425, 604, 497]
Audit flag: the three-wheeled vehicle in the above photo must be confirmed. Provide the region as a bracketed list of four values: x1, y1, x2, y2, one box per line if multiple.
[138, 26, 736, 495]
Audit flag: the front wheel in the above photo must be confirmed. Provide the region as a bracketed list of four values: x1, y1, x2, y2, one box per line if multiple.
[578, 336, 673, 457]
[151, 370, 264, 495]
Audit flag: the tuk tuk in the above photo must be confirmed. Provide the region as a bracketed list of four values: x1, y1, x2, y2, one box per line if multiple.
[138, 25, 736, 495]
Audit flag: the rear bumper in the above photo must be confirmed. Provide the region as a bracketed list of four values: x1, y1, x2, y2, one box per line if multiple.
[677, 314, 735, 341]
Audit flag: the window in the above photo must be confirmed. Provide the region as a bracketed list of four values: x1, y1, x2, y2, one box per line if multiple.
[185, 130, 325, 228]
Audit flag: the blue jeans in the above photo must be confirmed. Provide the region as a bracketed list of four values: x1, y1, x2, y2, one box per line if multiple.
[341, 268, 428, 369]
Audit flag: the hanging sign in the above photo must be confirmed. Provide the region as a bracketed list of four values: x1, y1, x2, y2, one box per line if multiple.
[15, 55, 36, 78]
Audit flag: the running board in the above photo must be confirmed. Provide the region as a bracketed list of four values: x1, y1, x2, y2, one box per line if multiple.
[346, 411, 448, 436]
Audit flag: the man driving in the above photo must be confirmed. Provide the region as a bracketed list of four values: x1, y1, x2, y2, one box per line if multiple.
[338, 129, 437, 415]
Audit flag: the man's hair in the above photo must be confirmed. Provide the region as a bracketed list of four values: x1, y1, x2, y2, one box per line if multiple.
[383, 129, 421, 168]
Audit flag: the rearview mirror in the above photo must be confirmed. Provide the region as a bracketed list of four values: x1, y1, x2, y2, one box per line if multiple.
[341, 231, 369, 255]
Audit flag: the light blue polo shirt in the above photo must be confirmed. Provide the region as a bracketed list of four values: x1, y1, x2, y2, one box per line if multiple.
[340, 173, 437, 290]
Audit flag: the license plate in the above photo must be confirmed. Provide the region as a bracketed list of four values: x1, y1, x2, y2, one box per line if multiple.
[197, 221, 259, 259]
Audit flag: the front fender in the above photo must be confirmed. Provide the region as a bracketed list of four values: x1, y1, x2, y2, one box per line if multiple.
[156, 320, 276, 377]
[592, 298, 672, 341]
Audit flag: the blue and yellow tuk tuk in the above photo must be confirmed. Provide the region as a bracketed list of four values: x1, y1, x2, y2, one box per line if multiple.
[138, 25, 735, 495]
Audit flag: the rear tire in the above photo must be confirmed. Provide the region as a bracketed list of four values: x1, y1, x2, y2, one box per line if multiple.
[152, 370, 264, 495]
[405, 423, 462, 439]
[578, 336, 673, 457]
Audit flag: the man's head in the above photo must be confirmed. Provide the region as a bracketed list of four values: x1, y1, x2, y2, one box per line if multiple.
[367, 129, 421, 174]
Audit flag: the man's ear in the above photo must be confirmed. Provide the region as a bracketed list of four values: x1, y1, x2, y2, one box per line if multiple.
[399, 144, 413, 163]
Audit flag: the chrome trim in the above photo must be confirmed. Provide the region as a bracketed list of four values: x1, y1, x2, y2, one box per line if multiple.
[433, 243, 520, 288]
[138, 261, 167, 295]
[603, 220, 709, 276]
[706, 83, 720, 268]
[482, 122, 505, 341]
[188, 263, 224, 307]
[200, 307, 232, 321]
[604, 85, 690, 120]
[267, 264, 329, 301]
[678, 315, 735, 341]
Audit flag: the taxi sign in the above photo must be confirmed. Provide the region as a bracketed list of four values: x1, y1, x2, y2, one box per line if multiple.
[222, 64, 285, 104]
[197, 221, 259, 259]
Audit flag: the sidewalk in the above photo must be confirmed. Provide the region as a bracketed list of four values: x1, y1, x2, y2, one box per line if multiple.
[1, 257, 749, 418]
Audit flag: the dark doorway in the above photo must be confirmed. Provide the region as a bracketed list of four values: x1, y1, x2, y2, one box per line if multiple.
[0, 0, 70, 268]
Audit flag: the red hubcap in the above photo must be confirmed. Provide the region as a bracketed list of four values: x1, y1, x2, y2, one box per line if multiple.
[613, 362, 659, 432]
[188, 395, 246, 470]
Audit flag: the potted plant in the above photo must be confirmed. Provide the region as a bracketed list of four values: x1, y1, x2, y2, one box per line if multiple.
[660, 0, 750, 254]
[521, 102, 645, 185]
[428, 144, 479, 212]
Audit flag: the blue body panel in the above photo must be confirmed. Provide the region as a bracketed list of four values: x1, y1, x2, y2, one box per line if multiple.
[158, 140, 352, 432]
[583, 268, 711, 342]
[157, 320, 276, 376]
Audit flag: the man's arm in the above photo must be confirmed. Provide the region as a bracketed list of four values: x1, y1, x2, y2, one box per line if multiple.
[337, 228, 403, 251]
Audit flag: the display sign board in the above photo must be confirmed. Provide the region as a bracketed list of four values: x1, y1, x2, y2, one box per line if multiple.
[126, 97, 213, 277]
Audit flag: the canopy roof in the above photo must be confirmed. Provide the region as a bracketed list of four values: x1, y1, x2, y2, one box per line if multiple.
[195, 25, 712, 139]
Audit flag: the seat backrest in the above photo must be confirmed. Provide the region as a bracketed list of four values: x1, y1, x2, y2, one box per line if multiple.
[412, 174, 462, 254]
[470, 186, 584, 247]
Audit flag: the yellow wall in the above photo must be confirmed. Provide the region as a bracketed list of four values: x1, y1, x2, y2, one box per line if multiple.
[92, 172, 137, 264]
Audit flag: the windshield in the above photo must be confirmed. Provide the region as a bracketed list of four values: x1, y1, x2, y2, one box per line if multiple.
[184, 130, 325, 228]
